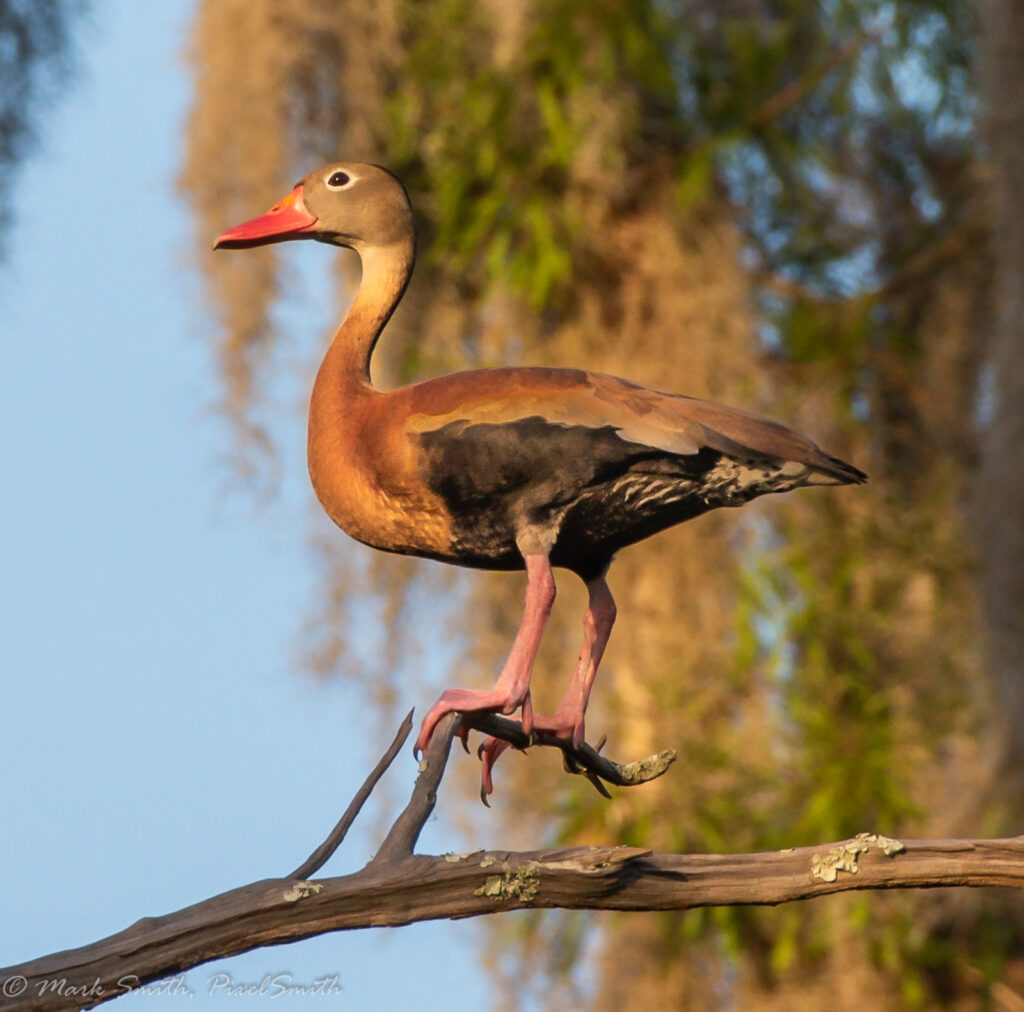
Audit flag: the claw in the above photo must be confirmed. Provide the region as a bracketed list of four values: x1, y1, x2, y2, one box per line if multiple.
[478, 736, 513, 802]
[456, 724, 471, 754]
[583, 771, 613, 798]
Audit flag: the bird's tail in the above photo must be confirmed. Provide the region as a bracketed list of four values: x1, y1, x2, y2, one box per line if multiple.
[810, 452, 868, 486]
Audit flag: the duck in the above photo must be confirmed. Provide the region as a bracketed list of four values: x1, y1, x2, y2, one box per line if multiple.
[215, 161, 866, 798]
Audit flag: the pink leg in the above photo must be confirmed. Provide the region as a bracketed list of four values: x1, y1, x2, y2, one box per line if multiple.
[416, 554, 555, 755]
[479, 575, 617, 797]
[534, 575, 616, 747]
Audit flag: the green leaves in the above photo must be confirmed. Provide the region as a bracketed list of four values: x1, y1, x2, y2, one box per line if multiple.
[379, 0, 697, 313]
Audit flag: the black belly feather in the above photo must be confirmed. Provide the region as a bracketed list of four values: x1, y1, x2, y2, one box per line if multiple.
[413, 416, 768, 578]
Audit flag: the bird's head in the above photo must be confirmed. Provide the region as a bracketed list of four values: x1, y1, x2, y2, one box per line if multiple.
[214, 162, 413, 253]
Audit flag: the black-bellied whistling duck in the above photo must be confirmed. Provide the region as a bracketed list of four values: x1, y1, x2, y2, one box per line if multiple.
[215, 162, 866, 798]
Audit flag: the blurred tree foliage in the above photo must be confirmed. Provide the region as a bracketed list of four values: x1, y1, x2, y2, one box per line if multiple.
[182, 0, 1022, 1007]
[0, 0, 89, 259]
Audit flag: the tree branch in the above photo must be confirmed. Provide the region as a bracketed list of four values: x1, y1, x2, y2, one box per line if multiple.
[460, 712, 677, 797]
[748, 27, 881, 132]
[289, 708, 415, 879]
[4, 714, 1024, 1012]
[373, 712, 461, 864]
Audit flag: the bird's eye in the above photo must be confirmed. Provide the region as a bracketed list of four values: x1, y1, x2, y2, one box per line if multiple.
[327, 170, 351, 189]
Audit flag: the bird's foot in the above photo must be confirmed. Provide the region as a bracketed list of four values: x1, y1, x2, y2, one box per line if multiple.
[415, 688, 533, 757]
[473, 709, 585, 803]
[531, 709, 586, 751]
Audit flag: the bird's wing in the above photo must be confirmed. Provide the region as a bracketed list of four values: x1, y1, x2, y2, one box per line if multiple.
[400, 367, 864, 485]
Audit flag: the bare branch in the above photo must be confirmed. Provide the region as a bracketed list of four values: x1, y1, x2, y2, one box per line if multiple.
[6, 833, 1024, 1011]
[460, 712, 677, 790]
[372, 712, 461, 864]
[748, 27, 882, 132]
[289, 708, 414, 880]
[4, 711, 1024, 1012]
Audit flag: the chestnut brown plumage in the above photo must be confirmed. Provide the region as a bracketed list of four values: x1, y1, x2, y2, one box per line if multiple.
[215, 162, 866, 799]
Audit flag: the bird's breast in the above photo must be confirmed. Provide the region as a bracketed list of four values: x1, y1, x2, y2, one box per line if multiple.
[307, 389, 454, 561]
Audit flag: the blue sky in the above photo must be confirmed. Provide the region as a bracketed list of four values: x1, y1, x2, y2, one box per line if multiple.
[1, 2, 506, 1005]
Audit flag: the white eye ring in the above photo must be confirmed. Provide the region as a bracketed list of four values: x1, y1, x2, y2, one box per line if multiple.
[325, 169, 354, 189]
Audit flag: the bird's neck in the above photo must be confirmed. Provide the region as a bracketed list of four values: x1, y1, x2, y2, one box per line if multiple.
[320, 236, 415, 389]
[307, 235, 415, 531]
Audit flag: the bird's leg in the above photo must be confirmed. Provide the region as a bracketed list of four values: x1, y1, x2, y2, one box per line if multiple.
[415, 554, 555, 755]
[537, 574, 616, 746]
[478, 575, 617, 798]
